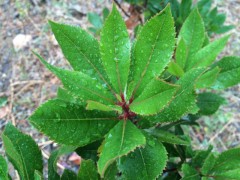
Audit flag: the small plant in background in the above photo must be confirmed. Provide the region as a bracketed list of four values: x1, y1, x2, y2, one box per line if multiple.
[1, 4, 240, 180]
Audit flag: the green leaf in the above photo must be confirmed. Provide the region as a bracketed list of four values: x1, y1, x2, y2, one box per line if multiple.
[86, 100, 121, 112]
[34, 52, 115, 105]
[76, 140, 102, 161]
[78, 160, 99, 180]
[88, 13, 103, 29]
[130, 79, 178, 115]
[100, 5, 130, 93]
[61, 169, 77, 180]
[118, 133, 167, 180]
[179, 0, 192, 20]
[0, 96, 7, 108]
[97, 120, 146, 177]
[201, 153, 216, 175]
[29, 99, 117, 146]
[175, 38, 187, 69]
[192, 146, 213, 168]
[0, 155, 8, 180]
[145, 128, 189, 145]
[48, 21, 110, 86]
[167, 61, 185, 77]
[195, 67, 220, 89]
[181, 164, 200, 180]
[145, 68, 205, 124]
[48, 146, 76, 180]
[2, 123, 43, 180]
[57, 87, 79, 104]
[179, 8, 205, 70]
[104, 162, 118, 180]
[34, 170, 43, 180]
[210, 148, 240, 173]
[197, 92, 225, 115]
[187, 35, 230, 70]
[212, 56, 240, 89]
[128, 5, 175, 98]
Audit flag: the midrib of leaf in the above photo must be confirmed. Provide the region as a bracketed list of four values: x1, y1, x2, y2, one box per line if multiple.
[139, 149, 150, 178]
[119, 120, 127, 155]
[58, 29, 117, 97]
[132, 14, 167, 97]
[2, 134, 30, 180]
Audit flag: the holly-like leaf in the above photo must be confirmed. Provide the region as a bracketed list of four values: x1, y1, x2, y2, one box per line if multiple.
[34, 52, 115, 105]
[61, 169, 77, 180]
[212, 56, 240, 89]
[0, 155, 8, 180]
[57, 87, 79, 104]
[29, 99, 117, 146]
[197, 92, 225, 115]
[118, 133, 167, 180]
[86, 100, 121, 112]
[195, 67, 220, 89]
[48, 21, 110, 87]
[128, 5, 175, 98]
[145, 68, 205, 124]
[187, 35, 230, 70]
[130, 79, 178, 115]
[167, 61, 185, 77]
[97, 120, 146, 177]
[2, 123, 43, 180]
[175, 38, 187, 69]
[181, 163, 200, 180]
[48, 146, 76, 180]
[78, 160, 99, 180]
[145, 128, 189, 145]
[100, 5, 130, 93]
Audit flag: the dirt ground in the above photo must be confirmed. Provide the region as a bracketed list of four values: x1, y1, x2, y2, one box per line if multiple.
[0, 0, 239, 178]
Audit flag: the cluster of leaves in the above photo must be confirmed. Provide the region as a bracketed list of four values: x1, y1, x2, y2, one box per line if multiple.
[114, 0, 234, 36]
[1, 3, 240, 180]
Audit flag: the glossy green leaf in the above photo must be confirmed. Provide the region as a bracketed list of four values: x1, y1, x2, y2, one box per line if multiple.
[179, 8, 205, 70]
[195, 67, 220, 89]
[201, 153, 216, 175]
[29, 99, 117, 146]
[181, 164, 200, 180]
[48, 146, 76, 180]
[34, 170, 43, 180]
[212, 56, 240, 89]
[145, 68, 205, 124]
[2, 123, 43, 180]
[97, 120, 146, 177]
[57, 88, 79, 104]
[192, 146, 213, 168]
[175, 38, 187, 69]
[78, 160, 99, 180]
[86, 100, 121, 112]
[0, 96, 7, 108]
[48, 21, 110, 86]
[118, 133, 167, 180]
[61, 169, 77, 180]
[100, 5, 130, 93]
[187, 35, 230, 70]
[167, 61, 184, 77]
[128, 5, 175, 98]
[34, 52, 115, 105]
[0, 155, 8, 180]
[145, 128, 189, 145]
[130, 79, 178, 115]
[197, 92, 225, 115]
[76, 140, 102, 161]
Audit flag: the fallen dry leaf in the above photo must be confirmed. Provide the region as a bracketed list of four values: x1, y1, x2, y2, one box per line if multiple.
[68, 152, 81, 165]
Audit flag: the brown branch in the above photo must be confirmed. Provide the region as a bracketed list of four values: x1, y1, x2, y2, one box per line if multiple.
[113, 0, 131, 17]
